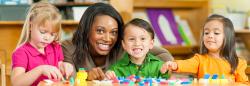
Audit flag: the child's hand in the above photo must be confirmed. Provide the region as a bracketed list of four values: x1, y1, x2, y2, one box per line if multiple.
[38, 65, 63, 80]
[59, 62, 74, 79]
[160, 61, 178, 73]
[105, 70, 116, 80]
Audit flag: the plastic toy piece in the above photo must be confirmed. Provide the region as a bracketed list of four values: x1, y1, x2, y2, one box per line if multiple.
[112, 77, 119, 83]
[211, 74, 218, 79]
[69, 77, 74, 85]
[203, 74, 210, 79]
[75, 68, 87, 86]
[221, 74, 226, 79]
[44, 79, 53, 85]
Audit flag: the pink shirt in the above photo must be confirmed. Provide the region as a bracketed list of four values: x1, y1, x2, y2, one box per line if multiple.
[12, 42, 64, 86]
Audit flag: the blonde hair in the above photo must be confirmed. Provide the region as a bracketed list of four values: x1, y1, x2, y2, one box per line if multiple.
[16, 2, 62, 49]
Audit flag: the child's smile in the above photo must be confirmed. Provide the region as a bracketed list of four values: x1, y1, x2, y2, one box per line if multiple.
[122, 24, 154, 60]
[203, 20, 224, 53]
[132, 48, 143, 55]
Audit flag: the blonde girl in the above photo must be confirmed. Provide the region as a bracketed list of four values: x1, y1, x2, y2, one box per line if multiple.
[161, 14, 248, 83]
[11, 2, 65, 86]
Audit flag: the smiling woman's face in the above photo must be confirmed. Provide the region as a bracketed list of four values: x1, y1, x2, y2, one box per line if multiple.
[89, 15, 118, 56]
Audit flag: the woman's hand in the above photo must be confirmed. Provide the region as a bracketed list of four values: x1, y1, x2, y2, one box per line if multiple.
[87, 67, 105, 80]
[105, 70, 116, 80]
[59, 62, 74, 79]
[38, 65, 63, 80]
[161, 61, 178, 73]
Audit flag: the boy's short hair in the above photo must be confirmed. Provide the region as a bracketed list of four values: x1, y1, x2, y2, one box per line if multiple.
[123, 18, 155, 39]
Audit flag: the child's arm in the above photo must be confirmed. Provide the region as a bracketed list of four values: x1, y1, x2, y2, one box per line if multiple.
[57, 43, 74, 79]
[59, 61, 74, 79]
[173, 55, 200, 73]
[105, 70, 117, 80]
[105, 63, 118, 80]
[161, 54, 200, 74]
[11, 65, 63, 86]
[235, 59, 249, 82]
[160, 61, 178, 74]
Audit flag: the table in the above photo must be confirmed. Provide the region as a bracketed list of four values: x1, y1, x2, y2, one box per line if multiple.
[38, 81, 249, 86]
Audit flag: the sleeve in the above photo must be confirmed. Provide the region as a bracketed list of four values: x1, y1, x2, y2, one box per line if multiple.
[108, 63, 116, 71]
[161, 71, 171, 79]
[61, 39, 74, 64]
[55, 43, 64, 61]
[12, 49, 28, 69]
[149, 46, 174, 62]
[175, 54, 200, 73]
[234, 59, 249, 82]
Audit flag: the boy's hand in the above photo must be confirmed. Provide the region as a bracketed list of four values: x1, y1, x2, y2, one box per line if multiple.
[87, 67, 105, 80]
[105, 70, 116, 80]
[160, 61, 178, 73]
[39, 65, 63, 80]
[59, 62, 74, 79]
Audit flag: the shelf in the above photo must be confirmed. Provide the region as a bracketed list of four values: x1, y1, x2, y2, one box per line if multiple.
[62, 20, 79, 25]
[53, 2, 95, 7]
[0, 20, 79, 26]
[246, 65, 250, 74]
[134, 0, 208, 8]
[235, 29, 250, 35]
[162, 45, 198, 55]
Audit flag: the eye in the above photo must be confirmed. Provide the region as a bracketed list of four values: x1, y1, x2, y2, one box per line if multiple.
[40, 30, 46, 34]
[141, 37, 146, 40]
[204, 32, 209, 35]
[96, 28, 104, 34]
[111, 30, 118, 36]
[214, 32, 220, 35]
[51, 33, 57, 37]
[128, 38, 135, 41]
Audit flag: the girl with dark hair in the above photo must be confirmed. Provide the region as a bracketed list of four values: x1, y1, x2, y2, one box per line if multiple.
[60, 3, 173, 80]
[161, 14, 248, 82]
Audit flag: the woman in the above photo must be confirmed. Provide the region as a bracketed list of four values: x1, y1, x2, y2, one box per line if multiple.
[61, 3, 173, 80]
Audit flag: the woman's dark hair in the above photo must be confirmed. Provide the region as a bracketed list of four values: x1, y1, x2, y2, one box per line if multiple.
[72, 3, 124, 69]
[123, 18, 155, 39]
[199, 14, 238, 74]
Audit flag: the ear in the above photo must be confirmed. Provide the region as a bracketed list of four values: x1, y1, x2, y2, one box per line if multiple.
[149, 39, 154, 49]
[122, 40, 126, 49]
[29, 22, 34, 31]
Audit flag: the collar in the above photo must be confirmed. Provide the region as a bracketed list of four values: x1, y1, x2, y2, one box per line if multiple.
[120, 52, 160, 66]
[24, 42, 54, 57]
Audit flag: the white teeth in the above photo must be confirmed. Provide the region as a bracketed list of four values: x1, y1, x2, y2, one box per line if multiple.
[133, 48, 142, 54]
[98, 44, 110, 50]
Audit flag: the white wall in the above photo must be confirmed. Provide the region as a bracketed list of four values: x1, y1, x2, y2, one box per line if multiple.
[211, 0, 250, 13]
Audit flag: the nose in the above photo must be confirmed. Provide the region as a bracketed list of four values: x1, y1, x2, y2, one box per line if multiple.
[208, 33, 214, 38]
[43, 34, 50, 41]
[134, 39, 141, 46]
[103, 33, 112, 42]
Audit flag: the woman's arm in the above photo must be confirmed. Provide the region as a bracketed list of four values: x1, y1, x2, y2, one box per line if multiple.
[149, 46, 174, 61]
[61, 39, 75, 64]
